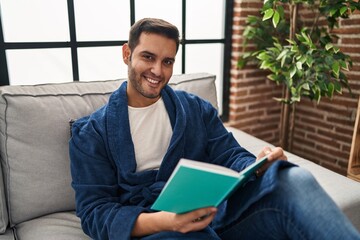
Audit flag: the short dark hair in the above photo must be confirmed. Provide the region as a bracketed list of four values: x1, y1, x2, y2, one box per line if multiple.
[128, 18, 180, 52]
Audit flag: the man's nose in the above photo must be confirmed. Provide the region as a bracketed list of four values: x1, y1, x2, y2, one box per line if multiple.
[151, 61, 162, 76]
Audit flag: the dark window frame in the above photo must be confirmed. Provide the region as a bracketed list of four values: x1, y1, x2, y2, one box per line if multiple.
[0, 0, 233, 121]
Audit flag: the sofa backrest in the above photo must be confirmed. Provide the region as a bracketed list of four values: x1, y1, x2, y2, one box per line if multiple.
[0, 73, 217, 227]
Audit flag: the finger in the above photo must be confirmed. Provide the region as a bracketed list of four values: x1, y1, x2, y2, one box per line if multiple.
[256, 148, 288, 177]
[189, 207, 217, 223]
[264, 147, 272, 155]
[269, 147, 287, 161]
[192, 212, 216, 229]
[190, 211, 217, 231]
[265, 147, 282, 161]
[257, 146, 272, 160]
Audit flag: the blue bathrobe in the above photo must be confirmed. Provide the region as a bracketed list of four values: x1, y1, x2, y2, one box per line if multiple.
[70, 82, 292, 240]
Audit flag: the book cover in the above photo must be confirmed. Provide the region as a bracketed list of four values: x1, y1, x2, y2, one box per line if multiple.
[151, 156, 268, 214]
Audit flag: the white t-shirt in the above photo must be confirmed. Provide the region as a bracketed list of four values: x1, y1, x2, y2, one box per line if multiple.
[128, 97, 173, 172]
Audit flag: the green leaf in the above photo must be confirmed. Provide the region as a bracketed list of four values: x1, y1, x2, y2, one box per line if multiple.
[291, 45, 299, 52]
[340, 6, 348, 15]
[301, 31, 311, 44]
[260, 61, 272, 70]
[299, 55, 307, 64]
[263, 9, 274, 21]
[302, 82, 310, 90]
[290, 66, 297, 78]
[273, 42, 283, 50]
[296, 33, 305, 42]
[306, 57, 314, 67]
[243, 27, 251, 37]
[332, 61, 340, 76]
[242, 52, 252, 58]
[286, 39, 296, 45]
[272, 10, 280, 28]
[273, 97, 290, 104]
[257, 52, 269, 61]
[325, 43, 333, 51]
[334, 81, 342, 93]
[268, 74, 277, 81]
[329, 8, 337, 17]
[327, 82, 335, 97]
[339, 60, 349, 71]
[319, 81, 327, 91]
[277, 5, 285, 18]
[288, 77, 293, 87]
[291, 95, 301, 103]
[281, 54, 287, 67]
[296, 61, 302, 70]
[276, 49, 289, 60]
[238, 57, 246, 69]
[315, 87, 321, 104]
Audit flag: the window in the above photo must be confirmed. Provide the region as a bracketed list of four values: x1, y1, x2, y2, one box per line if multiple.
[0, 0, 233, 118]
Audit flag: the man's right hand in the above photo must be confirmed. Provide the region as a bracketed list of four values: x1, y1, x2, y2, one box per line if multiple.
[131, 207, 218, 237]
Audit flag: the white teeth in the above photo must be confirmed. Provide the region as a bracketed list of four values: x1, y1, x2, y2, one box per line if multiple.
[146, 77, 159, 84]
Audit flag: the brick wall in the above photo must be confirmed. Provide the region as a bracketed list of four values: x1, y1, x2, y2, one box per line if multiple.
[228, 0, 360, 175]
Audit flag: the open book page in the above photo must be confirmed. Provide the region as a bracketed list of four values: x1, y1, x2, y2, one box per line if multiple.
[171, 159, 240, 178]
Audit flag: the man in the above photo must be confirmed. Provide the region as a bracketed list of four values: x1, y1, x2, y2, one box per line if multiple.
[69, 18, 360, 239]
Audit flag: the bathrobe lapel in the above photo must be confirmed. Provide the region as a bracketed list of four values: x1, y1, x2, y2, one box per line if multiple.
[106, 82, 137, 180]
[157, 85, 187, 181]
[106, 82, 187, 183]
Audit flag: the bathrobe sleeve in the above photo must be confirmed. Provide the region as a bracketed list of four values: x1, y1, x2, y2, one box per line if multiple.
[175, 91, 257, 172]
[204, 100, 256, 170]
[69, 112, 145, 240]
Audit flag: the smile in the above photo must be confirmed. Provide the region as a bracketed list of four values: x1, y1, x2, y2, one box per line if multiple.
[146, 77, 160, 85]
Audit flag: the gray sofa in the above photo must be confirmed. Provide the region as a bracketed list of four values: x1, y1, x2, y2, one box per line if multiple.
[0, 73, 359, 239]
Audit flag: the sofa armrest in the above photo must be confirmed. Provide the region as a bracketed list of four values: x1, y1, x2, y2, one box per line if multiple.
[226, 126, 360, 231]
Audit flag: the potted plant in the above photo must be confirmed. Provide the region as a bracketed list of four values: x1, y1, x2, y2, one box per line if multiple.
[239, 0, 360, 150]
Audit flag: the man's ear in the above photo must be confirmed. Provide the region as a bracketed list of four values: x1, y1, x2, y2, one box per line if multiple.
[122, 44, 131, 65]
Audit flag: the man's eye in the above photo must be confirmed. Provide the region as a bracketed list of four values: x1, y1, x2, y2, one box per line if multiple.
[164, 60, 174, 66]
[143, 55, 153, 60]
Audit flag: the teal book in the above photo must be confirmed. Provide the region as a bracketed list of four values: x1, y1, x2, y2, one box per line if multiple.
[151, 156, 268, 214]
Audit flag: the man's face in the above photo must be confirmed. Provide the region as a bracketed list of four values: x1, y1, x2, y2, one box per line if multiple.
[122, 32, 177, 107]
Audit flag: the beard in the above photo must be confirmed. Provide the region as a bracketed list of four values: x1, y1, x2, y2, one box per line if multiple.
[127, 63, 161, 99]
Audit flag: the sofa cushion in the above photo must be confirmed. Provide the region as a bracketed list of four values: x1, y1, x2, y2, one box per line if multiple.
[0, 228, 15, 240]
[0, 73, 216, 226]
[14, 212, 90, 240]
[168, 72, 218, 110]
